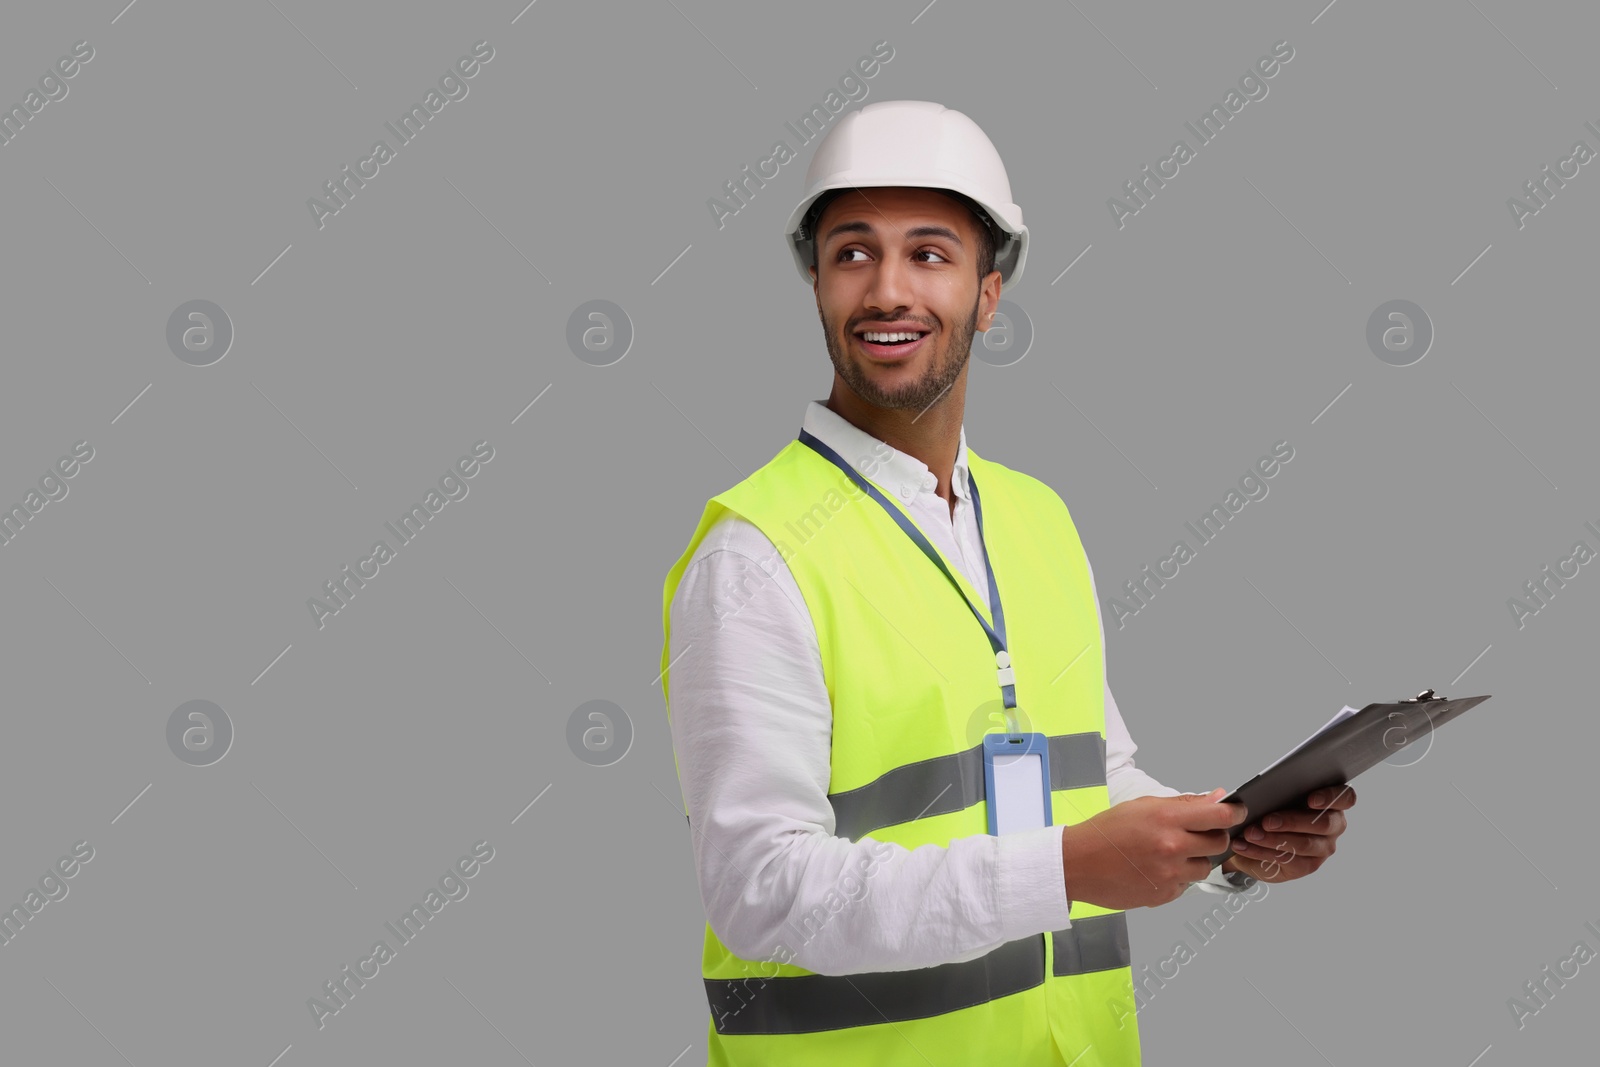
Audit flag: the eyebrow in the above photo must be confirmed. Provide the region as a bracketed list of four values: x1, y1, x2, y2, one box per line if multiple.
[822, 220, 965, 247]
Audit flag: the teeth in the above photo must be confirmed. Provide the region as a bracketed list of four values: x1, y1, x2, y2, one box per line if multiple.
[863, 331, 922, 343]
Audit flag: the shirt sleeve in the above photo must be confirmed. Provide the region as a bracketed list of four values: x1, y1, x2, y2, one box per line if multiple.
[666, 515, 1072, 977]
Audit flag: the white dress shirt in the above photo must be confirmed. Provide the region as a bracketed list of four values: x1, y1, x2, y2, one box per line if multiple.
[666, 399, 1233, 978]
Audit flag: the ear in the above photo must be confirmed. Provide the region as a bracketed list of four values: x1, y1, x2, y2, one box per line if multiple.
[976, 270, 1003, 332]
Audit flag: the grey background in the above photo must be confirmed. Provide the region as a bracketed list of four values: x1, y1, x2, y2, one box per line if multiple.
[0, 0, 1592, 1064]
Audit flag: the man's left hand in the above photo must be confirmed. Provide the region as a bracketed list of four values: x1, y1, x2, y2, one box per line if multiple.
[1220, 785, 1356, 883]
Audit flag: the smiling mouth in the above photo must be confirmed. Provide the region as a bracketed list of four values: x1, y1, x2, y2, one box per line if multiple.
[855, 329, 931, 360]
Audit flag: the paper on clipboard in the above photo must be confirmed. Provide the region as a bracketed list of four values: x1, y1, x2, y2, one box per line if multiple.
[1259, 705, 1361, 774]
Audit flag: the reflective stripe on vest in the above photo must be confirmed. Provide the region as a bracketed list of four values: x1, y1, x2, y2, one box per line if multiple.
[705, 915, 1133, 1036]
[829, 731, 1107, 841]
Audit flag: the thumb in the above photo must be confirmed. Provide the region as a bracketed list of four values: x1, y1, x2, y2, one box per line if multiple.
[1187, 787, 1248, 824]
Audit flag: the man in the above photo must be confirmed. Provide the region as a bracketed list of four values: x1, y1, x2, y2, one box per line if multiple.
[659, 100, 1355, 1066]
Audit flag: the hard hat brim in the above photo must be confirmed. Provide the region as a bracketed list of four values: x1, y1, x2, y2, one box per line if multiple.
[783, 178, 1029, 288]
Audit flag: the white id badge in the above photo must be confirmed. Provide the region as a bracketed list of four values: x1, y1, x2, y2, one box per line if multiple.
[982, 732, 1053, 835]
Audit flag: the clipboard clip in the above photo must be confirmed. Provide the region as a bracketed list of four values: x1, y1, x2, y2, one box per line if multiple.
[1400, 688, 1438, 703]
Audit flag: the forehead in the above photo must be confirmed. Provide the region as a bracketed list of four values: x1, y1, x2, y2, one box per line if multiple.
[817, 187, 976, 241]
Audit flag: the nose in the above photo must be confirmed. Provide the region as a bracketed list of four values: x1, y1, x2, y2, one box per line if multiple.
[863, 247, 914, 315]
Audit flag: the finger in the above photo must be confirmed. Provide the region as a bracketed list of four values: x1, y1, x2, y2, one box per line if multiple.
[1307, 785, 1355, 810]
[1184, 797, 1249, 829]
[1249, 850, 1321, 881]
[1184, 828, 1233, 856]
[1234, 831, 1335, 859]
[1230, 842, 1306, 874]
[1244, 819, 1341, 850]
[1255, 808, 1347, 836]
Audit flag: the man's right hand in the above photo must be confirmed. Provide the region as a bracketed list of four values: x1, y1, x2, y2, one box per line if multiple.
[1060, 788, 1249, 910]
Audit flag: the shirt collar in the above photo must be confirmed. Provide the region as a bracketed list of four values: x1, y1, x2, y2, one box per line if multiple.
[801, 399, 970, 505]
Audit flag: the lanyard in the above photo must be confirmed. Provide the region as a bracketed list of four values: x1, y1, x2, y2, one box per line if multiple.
[798, 428, 1020, 719]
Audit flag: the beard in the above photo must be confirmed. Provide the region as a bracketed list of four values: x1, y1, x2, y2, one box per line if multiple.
[821, 295, 979, 412]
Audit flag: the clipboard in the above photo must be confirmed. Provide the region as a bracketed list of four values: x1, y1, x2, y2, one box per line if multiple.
[1208, 688, 1492, 868]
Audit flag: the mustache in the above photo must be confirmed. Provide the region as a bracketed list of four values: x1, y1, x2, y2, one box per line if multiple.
[849, 316, 938, 331]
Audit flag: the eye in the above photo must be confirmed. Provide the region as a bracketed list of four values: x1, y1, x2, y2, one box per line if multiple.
[837, 248, 869, 262]
[915, 249, 950, 263]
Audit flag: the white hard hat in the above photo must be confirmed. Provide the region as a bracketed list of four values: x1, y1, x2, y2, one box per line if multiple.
[783, 100, 1029, 287]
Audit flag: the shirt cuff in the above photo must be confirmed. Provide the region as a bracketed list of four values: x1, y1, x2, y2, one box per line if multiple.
[995, 825, 1073, 934]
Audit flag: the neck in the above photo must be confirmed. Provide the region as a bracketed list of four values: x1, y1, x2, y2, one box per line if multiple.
[825, 370, 967, 509]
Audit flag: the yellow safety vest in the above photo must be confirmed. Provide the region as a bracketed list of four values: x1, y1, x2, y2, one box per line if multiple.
[660, 433, 1143, 1066]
